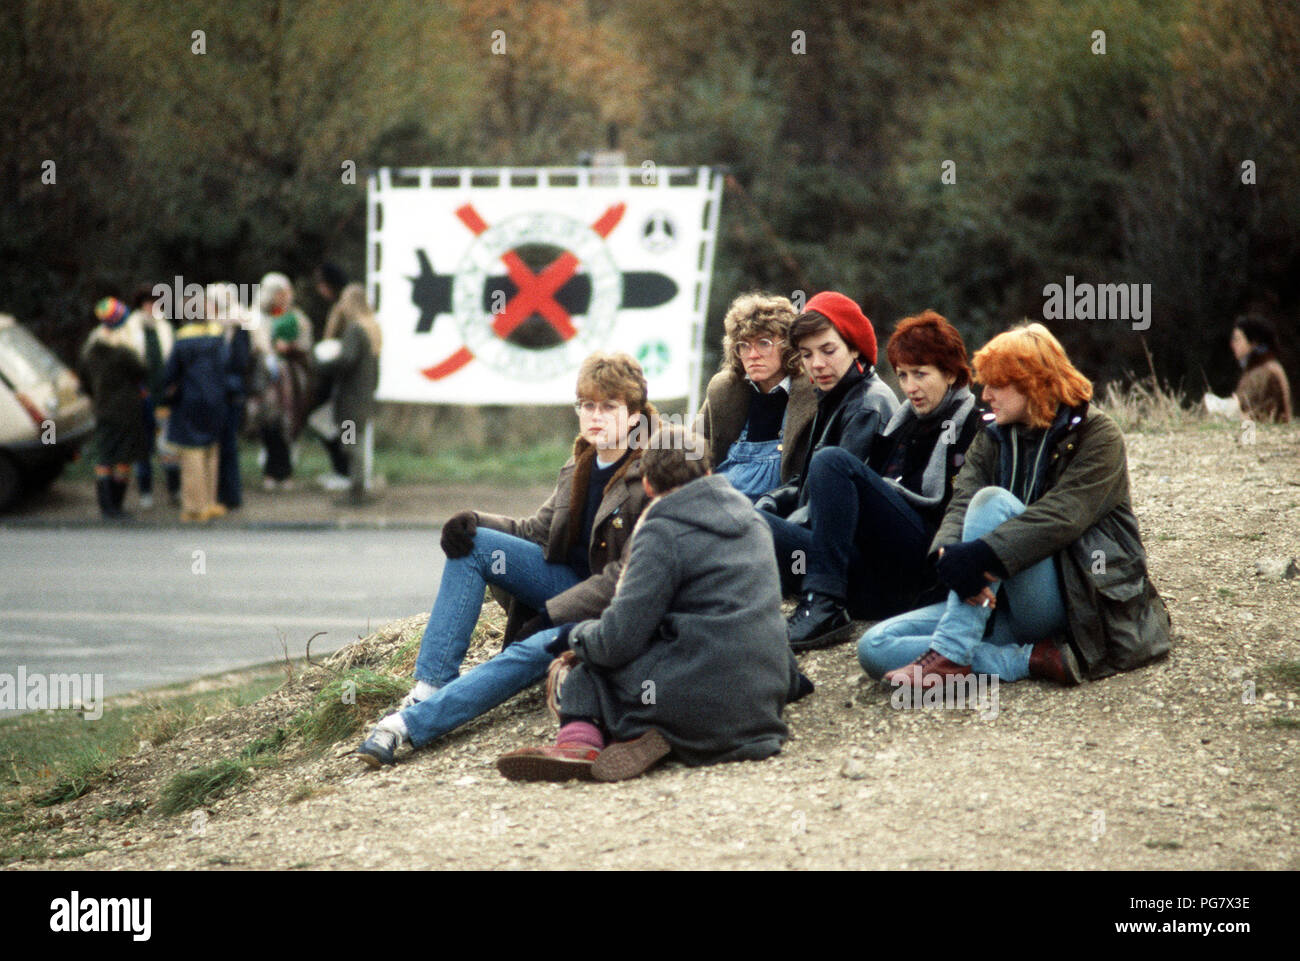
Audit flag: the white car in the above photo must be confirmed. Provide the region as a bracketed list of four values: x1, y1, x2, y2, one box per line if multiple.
[0, 313, 95, 510]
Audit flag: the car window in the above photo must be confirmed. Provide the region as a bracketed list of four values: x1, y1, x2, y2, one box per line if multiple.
[0, 325, 64, 390]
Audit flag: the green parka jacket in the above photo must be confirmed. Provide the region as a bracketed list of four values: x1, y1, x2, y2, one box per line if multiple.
[934, 403, 1171, 679]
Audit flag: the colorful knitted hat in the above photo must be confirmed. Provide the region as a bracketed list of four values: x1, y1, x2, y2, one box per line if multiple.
[94, 297, 129, 328]
[804, 291, 877, 365]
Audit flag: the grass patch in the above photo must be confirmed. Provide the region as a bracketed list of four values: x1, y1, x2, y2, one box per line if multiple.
[0, 671, 283, 809]
[1097, 372, 1201, 434]
[0, 837, 105, 863]
[294, 669, 408, 747]
[32, 746, 117, 807]
[1261, 660, 1300, 692]
[68, 436, 566, 487]
[156, 728, 287, 817]
[1144, 839, 1183, 851]
[1268, 717, 1300, 730]
[1216, 587, 1235, 600]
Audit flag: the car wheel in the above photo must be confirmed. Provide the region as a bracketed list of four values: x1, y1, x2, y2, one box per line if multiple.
[0, 453, 21, 511]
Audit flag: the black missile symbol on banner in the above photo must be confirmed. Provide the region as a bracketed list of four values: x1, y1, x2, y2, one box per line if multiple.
[408, 250, 679, 336]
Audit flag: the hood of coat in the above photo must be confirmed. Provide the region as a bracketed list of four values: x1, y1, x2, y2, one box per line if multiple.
[645, 472, 755, 538]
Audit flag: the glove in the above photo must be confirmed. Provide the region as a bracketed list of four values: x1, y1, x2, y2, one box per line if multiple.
[544, 622, 575, 657]
[440, 511, 477, 558]
[754, 494, 779, 514]
[934, 538, 1004, 600]
[516, 609, 554, 644]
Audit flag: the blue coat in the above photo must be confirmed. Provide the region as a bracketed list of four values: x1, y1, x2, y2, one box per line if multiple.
[164, 322, 227, 447]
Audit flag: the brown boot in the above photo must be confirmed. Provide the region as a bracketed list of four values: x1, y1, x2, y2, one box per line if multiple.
[496, 744, 599, 782]
[592, 729, 672, 782]
[1029, 639, 1083, 686]
[881, 649, 972, 689]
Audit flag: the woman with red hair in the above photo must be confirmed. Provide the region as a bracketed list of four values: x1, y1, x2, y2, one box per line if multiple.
[782, 309, 982, 648]
[861, 322, 1171, 687]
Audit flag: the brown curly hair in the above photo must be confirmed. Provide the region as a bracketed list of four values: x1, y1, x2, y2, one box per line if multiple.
[886, 310, 971, 388]
[719, 292, 802, 379]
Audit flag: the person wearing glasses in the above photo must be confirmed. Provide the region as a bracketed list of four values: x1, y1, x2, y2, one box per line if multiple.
[693, 293, 817, 500]
[355, 352, 658, 767]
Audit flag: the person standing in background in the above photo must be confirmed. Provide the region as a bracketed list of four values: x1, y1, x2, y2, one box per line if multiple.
[211, 283, 251, 513]
[79, 297, 148, 519]
[122, 285, 178, 508]
[313, 284, 381, 505]
[164, 293, 228, 523]
[251, 273, 314, 490]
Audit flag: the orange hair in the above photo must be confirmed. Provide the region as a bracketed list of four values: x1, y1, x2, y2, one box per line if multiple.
[972, 322, 1092, 429]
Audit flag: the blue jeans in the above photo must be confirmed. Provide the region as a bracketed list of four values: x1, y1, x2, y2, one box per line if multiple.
[857, 487, 1068, 682]
[403, 527, 581, 747]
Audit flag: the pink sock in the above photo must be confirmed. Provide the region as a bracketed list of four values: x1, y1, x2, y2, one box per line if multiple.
[556, 721, 605, 750]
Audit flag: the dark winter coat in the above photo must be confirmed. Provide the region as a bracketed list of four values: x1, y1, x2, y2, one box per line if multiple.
[756, 362, 899, 522]
[693, 369, 818, 483]
[476, 426, 654, 628]
[562, 473, 792, 765]
[317, 321, 379, 427]
[934, 403, 1172, 679]
[869, 386, 982, 532]
[78, 337, 147, 428]
[163, 322, 227, 447]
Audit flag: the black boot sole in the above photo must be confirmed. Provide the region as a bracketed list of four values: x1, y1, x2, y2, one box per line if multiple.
[789, 620, 857, 652]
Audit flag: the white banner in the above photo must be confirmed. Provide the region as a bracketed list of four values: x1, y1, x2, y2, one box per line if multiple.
[367, 166, 722, 410]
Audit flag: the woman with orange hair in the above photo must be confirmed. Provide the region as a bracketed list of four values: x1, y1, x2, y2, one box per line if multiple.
[860, 322, 1171, 687]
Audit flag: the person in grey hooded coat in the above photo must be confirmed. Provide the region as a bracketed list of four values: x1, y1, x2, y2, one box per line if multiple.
[497, 426, 801, 782]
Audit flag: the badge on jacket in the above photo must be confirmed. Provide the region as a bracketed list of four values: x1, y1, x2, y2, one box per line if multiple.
[612, 515, 624, 529]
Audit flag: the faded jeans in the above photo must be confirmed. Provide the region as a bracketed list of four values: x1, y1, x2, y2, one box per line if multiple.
[857, 487, 1068, 682]
[402, 527, 580, 747]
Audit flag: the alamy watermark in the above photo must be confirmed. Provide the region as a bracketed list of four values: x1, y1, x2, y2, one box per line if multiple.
[0, 667, 103, 720]
[151, 276, 261, 327]
[890, 671, 999, 719]
[1042, 275, 1151, 331]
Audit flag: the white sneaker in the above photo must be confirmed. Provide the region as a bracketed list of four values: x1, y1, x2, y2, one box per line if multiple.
[318, 472, 351, 491]
[138, 493, 154, 509]
[262, 477, 279, 492]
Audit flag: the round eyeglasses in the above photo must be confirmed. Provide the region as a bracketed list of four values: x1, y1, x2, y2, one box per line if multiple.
[734, 338, 782, 357]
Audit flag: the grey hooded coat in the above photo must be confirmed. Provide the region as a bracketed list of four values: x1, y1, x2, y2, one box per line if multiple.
[561, 473, 793, 765]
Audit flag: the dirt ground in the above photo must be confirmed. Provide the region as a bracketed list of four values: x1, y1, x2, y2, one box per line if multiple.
[9, 421, 1299, 870]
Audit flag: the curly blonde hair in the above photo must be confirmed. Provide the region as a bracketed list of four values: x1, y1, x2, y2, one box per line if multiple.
[719, 292, 802, 379]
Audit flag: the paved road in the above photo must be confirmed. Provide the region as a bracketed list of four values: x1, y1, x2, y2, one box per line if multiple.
[0, 527, 444, 699]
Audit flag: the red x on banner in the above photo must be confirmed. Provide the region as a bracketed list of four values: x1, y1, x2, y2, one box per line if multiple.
[421, 203, 626, 381]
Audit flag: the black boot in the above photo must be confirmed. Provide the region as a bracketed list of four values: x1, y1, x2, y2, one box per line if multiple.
[164, 465, 181, 506]
[96, 477, 122, 519]
[787, 592, 853, 651]
[109, 478, 131, 518]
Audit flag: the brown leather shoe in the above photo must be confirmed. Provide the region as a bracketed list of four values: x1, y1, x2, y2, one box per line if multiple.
[592, 729, 672, 782]
[881, 649, 972, 689]
[496, 743, 599, 782]
[1029, 639, 1083, 686]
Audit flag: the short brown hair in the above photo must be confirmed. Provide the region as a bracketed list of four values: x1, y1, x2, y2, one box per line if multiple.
[788, 310, 839, 351]
[642, 425, 710, 494]
[719, 292, 802, 378]
[886, 310, 972, 388]
[576, 352, 648, 415]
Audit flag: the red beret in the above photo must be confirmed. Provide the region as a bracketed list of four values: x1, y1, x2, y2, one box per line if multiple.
[805, 291, 876, 365]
